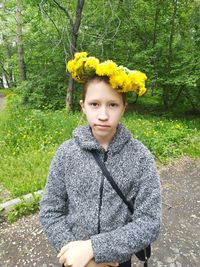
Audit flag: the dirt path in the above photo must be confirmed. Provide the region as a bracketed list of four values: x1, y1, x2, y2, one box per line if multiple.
[0, 94, 5, 111]
[151, 157, 200, 267]
[0, 157, 199, 267]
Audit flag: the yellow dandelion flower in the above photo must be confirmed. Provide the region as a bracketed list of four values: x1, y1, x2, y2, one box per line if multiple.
[126, 70, 147, 95]
[109, 75, 121, 90]
[138, 86, 147, 96]
[74, 52, 88, 60]
[129, 71, 147, 85]
[85, 57, 99, 70]
[74, 57, 86, 71]
[131, 70, 147, 81]
[66, 51, 148, 97]
[67, 60, 75, 73]
[96, 60, 118, 76]
[109, 69, 129, 92]
[69, 57, 88, 83]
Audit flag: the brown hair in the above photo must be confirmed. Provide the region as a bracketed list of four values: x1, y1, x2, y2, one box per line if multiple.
[81, 75, 127, 105]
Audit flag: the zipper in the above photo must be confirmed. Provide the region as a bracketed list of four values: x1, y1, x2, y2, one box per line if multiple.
[97, 151, 107, 233]
[103, 151, 108, 162]
[97, 175, 104, 233]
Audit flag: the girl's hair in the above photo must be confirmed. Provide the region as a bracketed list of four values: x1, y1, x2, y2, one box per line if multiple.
[81, 75, 127, 106]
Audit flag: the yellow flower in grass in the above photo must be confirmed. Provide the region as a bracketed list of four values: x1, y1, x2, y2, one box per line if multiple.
[96, 60, 118, 76]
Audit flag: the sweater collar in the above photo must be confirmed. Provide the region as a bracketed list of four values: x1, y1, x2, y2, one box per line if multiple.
[73, 123, 132, 154]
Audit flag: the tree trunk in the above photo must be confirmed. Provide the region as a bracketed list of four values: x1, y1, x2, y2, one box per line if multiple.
[171, 86, 184, 107]
[162, 84, 169, 110]
[162, 0, 178, 109]
[153, 0, 161, 47]
[4, 73, 10, 88]
[66, 0, 85, 112]
[0, 61, 11, 88]
[51, 0, 85, 111]
[1, 34, 15, 87]
[66, 76, 74, 112]
[150, 0, 161, 96]
[183, 90, 197, 113]
[167, 0, 178, 72]
[0, 77, 4, 89]
[16, 0, 26, 81]
[7, 44, 15, 87]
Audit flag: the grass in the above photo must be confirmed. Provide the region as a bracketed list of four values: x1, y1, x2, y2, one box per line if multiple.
[5, 194, 41, 224]
[0, 94, 200, 204]
[0, 88, 14, 96]
[0, 94, 81, 201]
[123, 112, 200, 163]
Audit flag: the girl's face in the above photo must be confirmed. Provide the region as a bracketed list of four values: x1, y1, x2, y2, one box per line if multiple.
[80, 79, 126, 145]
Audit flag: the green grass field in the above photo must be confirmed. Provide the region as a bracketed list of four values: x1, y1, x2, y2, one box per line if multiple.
[0, 94, 199, 202]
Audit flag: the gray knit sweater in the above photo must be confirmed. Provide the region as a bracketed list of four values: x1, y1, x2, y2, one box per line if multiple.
[39, 124, 162, 264]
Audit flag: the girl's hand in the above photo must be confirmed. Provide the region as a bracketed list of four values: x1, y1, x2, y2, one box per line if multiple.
[86, 259, 119, 267]
[57, 240, 93, 267]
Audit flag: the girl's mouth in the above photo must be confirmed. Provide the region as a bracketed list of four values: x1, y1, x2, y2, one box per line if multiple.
[95, 124, 110, 128]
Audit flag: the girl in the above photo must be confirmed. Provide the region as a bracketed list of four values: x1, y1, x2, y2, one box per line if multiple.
[39, 52, 162, 267]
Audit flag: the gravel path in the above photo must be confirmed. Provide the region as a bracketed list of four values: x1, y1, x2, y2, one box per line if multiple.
[0, 156, 200, 267]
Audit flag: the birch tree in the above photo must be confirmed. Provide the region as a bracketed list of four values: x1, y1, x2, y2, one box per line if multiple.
[16, 0, 26, 81]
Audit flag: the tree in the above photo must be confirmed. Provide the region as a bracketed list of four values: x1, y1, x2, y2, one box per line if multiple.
[162, 0, 178, 110]
[51, 0, 85, 111]
[16, 0, 26, 81]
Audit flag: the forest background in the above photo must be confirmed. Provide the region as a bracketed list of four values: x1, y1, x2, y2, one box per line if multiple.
[0, 0, 200, 221]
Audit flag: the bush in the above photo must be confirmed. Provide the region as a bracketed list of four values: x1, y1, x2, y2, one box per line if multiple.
[15, 77, 66, 110]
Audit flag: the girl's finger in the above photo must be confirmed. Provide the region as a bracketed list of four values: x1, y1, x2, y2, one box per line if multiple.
[57, 245, 69, 258]
[58, 254, 68, 265]
[108, 262, 119, 267]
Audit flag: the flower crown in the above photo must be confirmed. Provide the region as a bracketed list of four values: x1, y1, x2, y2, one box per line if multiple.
[67, 52, 147, 96]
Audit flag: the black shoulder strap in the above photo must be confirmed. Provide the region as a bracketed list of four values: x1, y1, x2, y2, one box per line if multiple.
[91, 150, 134, 214]
[91, 150, 150, 267]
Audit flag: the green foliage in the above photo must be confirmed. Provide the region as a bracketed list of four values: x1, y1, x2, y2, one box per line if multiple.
[15, 77, 66, 110]
[1, 0, 199, 112]
[81, 0, 199, 112]
[6, 194, 41, 224]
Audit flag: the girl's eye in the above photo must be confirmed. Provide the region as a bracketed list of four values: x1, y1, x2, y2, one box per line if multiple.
[90, 103, 99, 107]
[110, 103, 118, 107]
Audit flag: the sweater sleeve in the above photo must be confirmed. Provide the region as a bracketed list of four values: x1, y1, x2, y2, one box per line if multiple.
[39, 144, 76, 252]
[90, 149, 162, 264]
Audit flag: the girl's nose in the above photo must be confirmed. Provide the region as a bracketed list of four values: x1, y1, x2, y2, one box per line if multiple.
[98, 107, 108, 121]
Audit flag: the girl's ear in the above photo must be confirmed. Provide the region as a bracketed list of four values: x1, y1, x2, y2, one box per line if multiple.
[124, 102, 128, 112]
[80, 100, 85, 113]
[122, 102, 127, 114]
